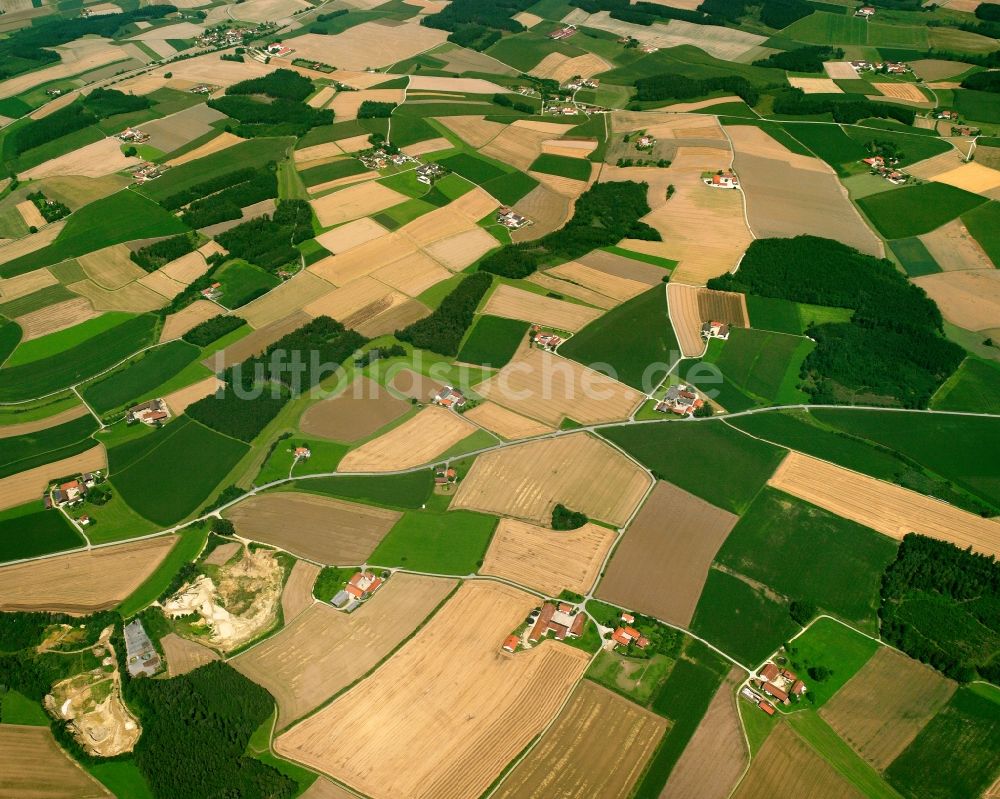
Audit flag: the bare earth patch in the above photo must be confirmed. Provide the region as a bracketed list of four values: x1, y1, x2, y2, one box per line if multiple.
[21, 139, 141, 180]
[281, 559, 320, 624]
[161, 632, 219, 677]
[913, 269, 1000, 331]
[300, 376, 411, 442]
[160, 300, 220, 342]
[483, 284, 602, 331]
[0, 724, 111, 798]
[163, 376, 224, 416]
[463, 401, 554, 440]
[0, 445, 106, 512]
[788, 77, 842, 94]
[919, 218, 994, 271]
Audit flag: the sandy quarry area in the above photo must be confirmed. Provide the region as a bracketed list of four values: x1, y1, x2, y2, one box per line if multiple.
[0, 445, 106, 512]
[0, 536, 176, 613]
[234, 574, 456, 727]
[453, 432, 652, 527]
[275, 581, 591, 799]
[338, 405, 478, 472]
[481, 518, 616, 596]
[769, 452, 1000, 557]
[161, 547, 284, 652]
[475, 347, 645, 427]
[913, 269, 1000, 331]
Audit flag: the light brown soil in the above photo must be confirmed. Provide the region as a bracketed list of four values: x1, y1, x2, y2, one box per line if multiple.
[329, 88, 405, 121]
[225, 492, 399, 564]
[309, 180, 405, 227]
[136, 270, 184, 300]
[160, 632, 219, 677]
[338, 405, 478, 472]
[159, 301, 219, 343]
[597, 480, 737, 626]
[871, 82, 927, 102]
[910, 59, 973, 80]
[463, 401, 554, 440]
[22, 139, 141, 180]
[732, 723, 864, 799]
[511, 184, 572, 243]
[354, 297, 431, 338]
[0, 444, 106, 513]
[234, 573, 456, 728]
[401, 137, 452, 157]
[661, 668, 748, 799]
[388, 367, 443, 401]
[0, 535, 176, 612]
[300, 376, 411, 442]
[930, 162, 1000, 195]
[788, 77, 842, 94]
[68, 279, 166, 313]
[495, 680, 667, 799]
[0, 404, 87, 439]
[453, 432, 651, 526]
[281, 559, 320, 624]
[820, 647, 955, 770]
[0, 724, 112, 798]
[310, 234, 416, 286]
[160, 251, 209, 285]
[424, 227, 500, 271]
[0, 267, 57, 302]
[547, 261, 649, 303]
[481, 517, 616, 596]
[208, 311, 310, 370]
[203, 541, 241, 567]
[481, 124, 551, 172]
[373, 249, 452, 296]
[917, 269, 1000, 330]
[167, 132, 244, 166]
[435, 115, 507, 148]
[474, 348, 645, 427]
[238, 271, 334, 329]
[533, 52, 613, 83]
[299, 779, 359, 799]
[0, 221, 65, 267]
[15, 200, 46, 229]
[162, 376, 223, 416]
[300, 276, 396, 325]
[668, 283, 707, 357]
[483, 284, 602, 331]
[274, 581, 591, 799]
[769, 452, 1000, 557]
[577, 250, 669, 285]
[919, 218, 994, 271]
[283, 22, 447, 70]
[314, 217, 388, 254]
[15, 298, 99, 341]
[527, 272, 618, 309]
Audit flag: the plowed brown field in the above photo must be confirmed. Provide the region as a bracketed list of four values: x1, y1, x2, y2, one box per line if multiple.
[161, 632, 219, 677]
[300, 377, 411, 442]
[463, 401, 553, 440]
[280, 559, 321, 623]
[0, 724, 111, 798]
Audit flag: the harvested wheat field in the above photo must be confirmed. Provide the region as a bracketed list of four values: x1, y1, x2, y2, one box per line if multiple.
[475, 348, 644, 427]
[483, 284, 602, 331]
[168, 132, 243, 166]
[160, 299, 219, 341]
[160, 251, 209, 284]
[424, 227, 499, 271]
[310, 233, 416, 286]
[397, 190, 498, 247]
[275, 580, 590, 799]
[547, 261, 648, 303]
[137, 269, 185, 300]
[310, 171, 377, 195]
[299, 780, 357, 799]
[527, 272, 618, 309]
[161, 632, 219, 677]
[401, 137, 452, 158]
[662, 668, 748, 799]
[0, 445, 106, 512]
[355, 297, 430, 338]
[208, 310, 308, 369]
[236, 573, 456, 728]
[824, 61, 860, 79]
[281, 559, 320, 623]
[641, 148, 752, 284]
[301, 377, 411, 442]
[481, 518, 616, 596]
[239, 272, 333, 329]
[203, 541, 241, 567]
[919, 218, 994, 271]
[871, 82, 927, 102]
[530, 170, 590, 199]
[906, 151, 962, 181]
[577, 249, 668, 285]
[68, 278, 166, 312]
[0, 724, 112, 798]
[224, 492, 400, 564]
[307, 85, 336, 109]
[163, 376, 223, 415]
[0, 221, 64, 266]
[0, 535, 176, 612]
[911, 58, 973, 81]
[314, 217, 388, 254]
[788, 77, 842, 94]
[733, 722, 863, 799]
[494, 680, 666, 799]
[532, 52, 613, 83]
[311, 181, 407, 228]
[820, 646, 955, 770]
[512, 184, 571, 242]
[373, 250, 451, 296]
[929, 161, 1000, 195]
[21, 138, 140, 180]
[301, 277, 398, 327]
[769, 452, 1000, 557]
[0, 404, 86, 439]
[288, 23, 447, 70]
[338, 405, 478, 472]
[330, 88, 405, 121]
[597, 480, 737, 626]
[78, 244, 145, 289]
[437, 114, 507, 148]
[668, 283, 749, 356]
[913, 269, 1000, 331]
[0, 267, 57, 302]
[388, 367, 443, 402]
[464, 401, 553, 440]
[15, 297, 98, 340]
[481, 124, 552, 171]
[15, 200, 46, 229]
[726, 126, 882, 256]
[453, 432, 651, 526]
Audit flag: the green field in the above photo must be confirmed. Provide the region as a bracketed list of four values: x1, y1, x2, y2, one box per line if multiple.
[0, 690, 49, 726]
[479, 169, 539, 205]
[486, 31, 580, 71]
[705, 327, 813, 405]
[368, 509, 497, 574]
[781, 11, 868, 46]
[931, 357, 1000, 414]
[0, 393, 79, 426]
[0, 283, 76, 318]
[784, 123, 867, 174]
[961, 200, 1000, 267]
[437, 152, 506, 183]
[746, 295, 854, 335]
[0, 412, 98, 479]
[81, 340, 200, 415]
[682, 348, 760, 413]
[858, 182, 987, 239]
[456, 315, 528, 367]
[783, 618, 880, 708]
[285, 470, 434, 510]
[0, 191, 190, 277]
[841, 125, 949, 168]
[216, 260, 281, 309]
[560, 286, 676, 390]
[953, 87, 1000, 124]
[4, 312, 135, 368]
[0, 502, 84, 563]
[109, 417, 249, 526]
[885, 686, 1000, 799]
[889, 237, 941, 277]
[690, 568, 800, 666]
[715, 488, 898, 632]
[0, 314, 159, 402]
[298, 157, 368, 187]
[117, 527, 209, 617]
[0, 317, 20, 364]
[601, 421, 784, 513]
[528, 153, 592, 181]
[88, 761, 155, 799]
[139, 137, 294, 202]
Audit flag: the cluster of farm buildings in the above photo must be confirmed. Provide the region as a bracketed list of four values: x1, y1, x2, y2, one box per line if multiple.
[862, 155, 908, 185]
[741, 661, 808, 716]
[330, 571, 384, 610]
[502, 601, 586, 653]
[44, 471, 103, 512]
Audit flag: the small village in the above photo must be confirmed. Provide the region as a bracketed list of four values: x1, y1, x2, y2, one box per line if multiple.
[741, 660, 809, 716]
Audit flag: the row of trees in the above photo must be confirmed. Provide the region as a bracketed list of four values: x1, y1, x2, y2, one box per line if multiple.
[129, 230, 197, 272]
[226, 68, 314, 101]
[634, 73, 760, 106]
[180, 169, 277, 229]
[772, 89, 916, 125]
[396, 271, 492, 356]
[161, 167, 260, 211]
[572, 0, 716, 26]
[181, 314, 246, 347]
[753, 45, 844, 73]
